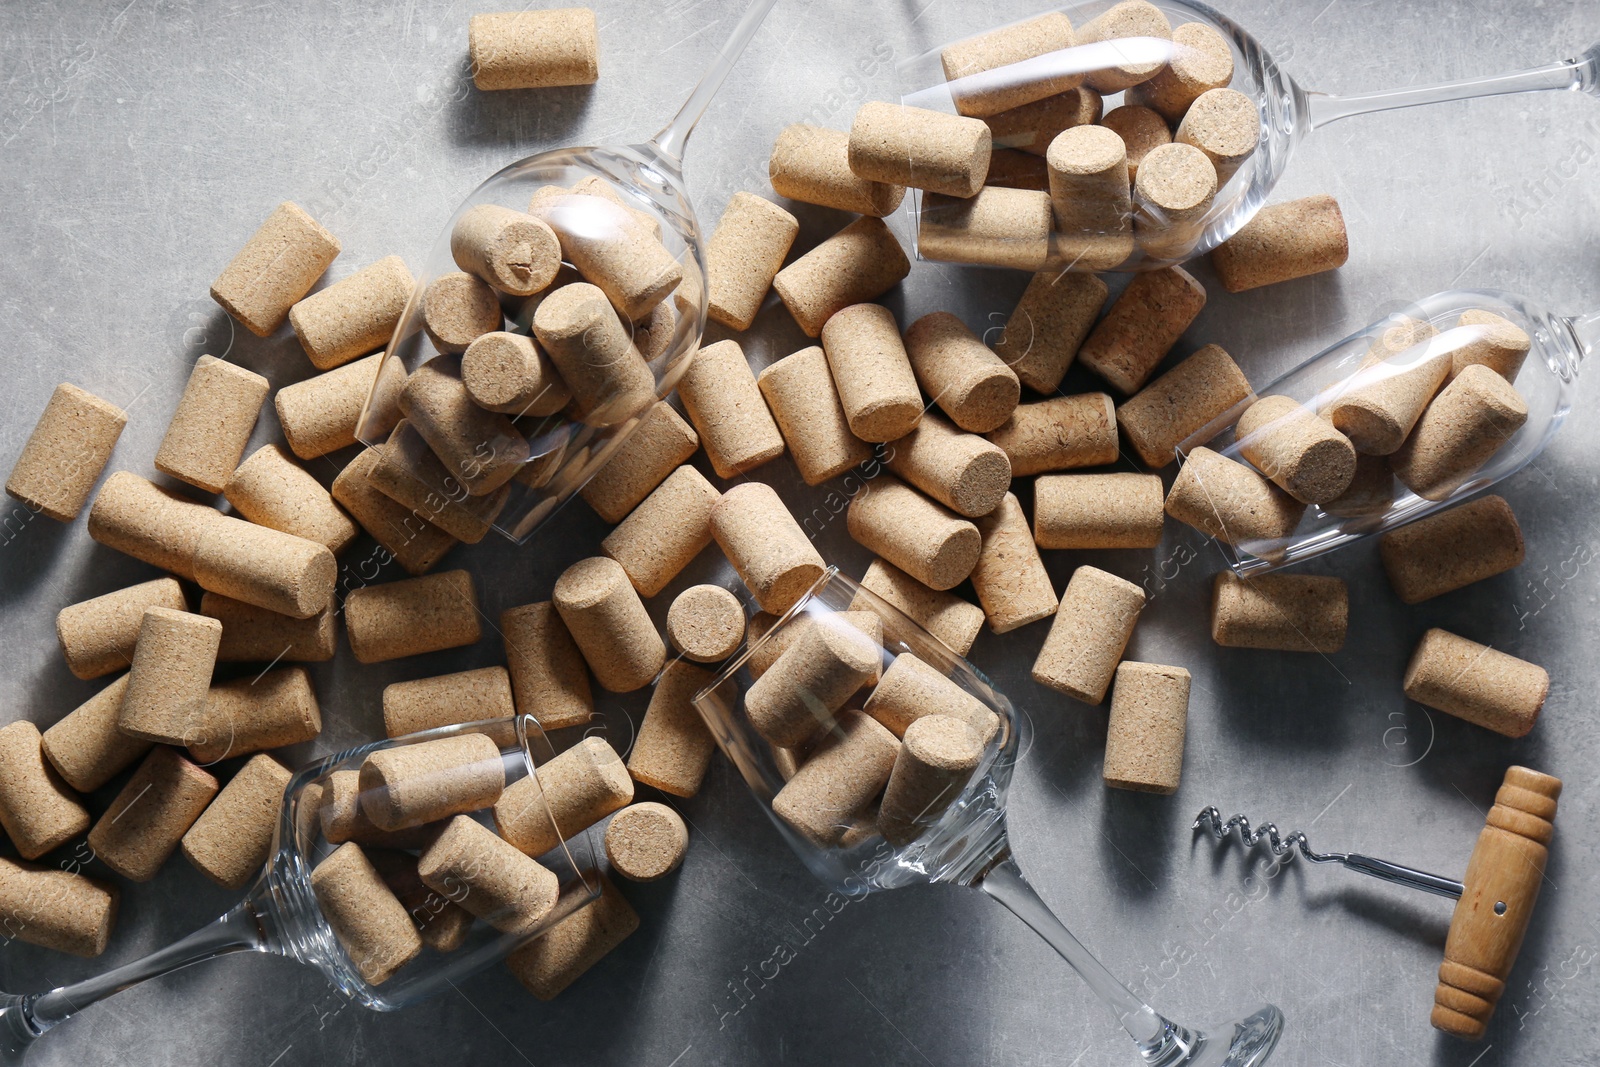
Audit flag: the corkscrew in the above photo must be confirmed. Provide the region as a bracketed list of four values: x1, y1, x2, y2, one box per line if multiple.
[1193, 765, 1561, 1040]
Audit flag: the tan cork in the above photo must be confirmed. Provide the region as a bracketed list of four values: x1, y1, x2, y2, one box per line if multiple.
[451, 204, 560, 297]
[848, 101, 992, 198]
[275, 350, 407, 459]
[710, 482, 827, 614]
[1403, 628, 1549, 738]
[604, 802, 688, 882]
[421, 271, 502, 354]
[5, 383, 126, 521]
[941, 12, 1080, 118]
[1077, 0, 1172, 93]
[501, 600, 594, 732]
[0, 857, 117, 957]
[210, 202, 339, 337]
[677, 339, 785, 477]
[627, 659, 718, 798]
[1102, 661, 1190, 793]
[772, 217, 910, 338]
[289, 255, 414, 371]
[400, 355, 531, 494]
[40, 675, 153, 792]
[919, 187, 1053, 271]
[531, 282, 657, 427]
[56, 577, 186, 681]
[417, 815, 559, 935]
[181, 753, 292, 890]
[1393, 364, 1527, 501]
[984, 88, 1102, 156]
[469, 9, 598, 90]
[1174, 88, 1259, 184]
[461, 331, 570, 417]
[758, 345, 874, 485]
[1210, 572, 1348, 653]
[1032, 565, 1147, 704]
[330, 447, 459, 576]
[553, 556, 666, 692]
[666, 585, 744, 663]
[1115, 343, 1253, 468]
[154, 355, 270, 494]
[310, 842, 424, 986]
[772, 711, 899, 848]
[580, 401, 699, 523]
[1035, 472, 1164, 549]
[193, 514, 338, 619]
[972, 491, 1058, 633]
[1164, 446, 1306, 545]
[189, 665, 322, 764]
[747, 615, 881, 748]
[495, 735, 633, 857]
[992, 271, 1109, 394]
[819, 302, 925, 443]
[1125, 21, 1234, 121]
[1235, 394, 1358, 505]
[769, 124, 906, 216]
[345, 569, 483, 664]
[904, 312, 1020, 435]
[87, 471, 221, 580]
[1210, 195, 1348, 294]
[879, 715, 984, 845]
[0, 721, 90, 860]
[89, 747, 218, 882]
[382, 666, 516, 746]
[1046, 124, 1134, 270]
[505, 874, 639, 1000]
[225, 444, 359, 553]
[864, 652, 1000, 743]
[855, 558, 985, 656]
[986, 392, 1118, 476]
[1379, 495, 1524, 604]
[848, 475, 982, 591]
[706, 192, 799, 331]
[118, 607, 222, 746]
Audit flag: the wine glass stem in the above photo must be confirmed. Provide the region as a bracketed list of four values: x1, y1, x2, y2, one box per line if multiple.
[978, 855, 1170, 1051]
[1306, 46, 1599, 130]
[649, 0, 779, 163]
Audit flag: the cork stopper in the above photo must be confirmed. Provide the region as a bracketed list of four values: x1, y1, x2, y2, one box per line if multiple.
[450, 204, 560, 296]
[758, 346, 875, 485]
[903, 312, 1020, 434]
[5, 383, 126, 522]
[422, 271, 503, 354]
[745, 611, 883, 682]
[1077, 0, 1173, 92]
[710, 482, 827, 615]
[495, 735, 634, 857]
[87, 472, 220, 580]
[0, 858, 118, 957]
[0, 721, 90, 860]
[580, 401, 700, 523]
[365, 847, 474, 953]
[986, 393, 1118, 476]
[992, 271, 1108, 394]
[382, 666, 516, 745]
[190, 665, 322, 764]
[418, 815, 559, 935]
[118, 607, 223, 746]
[940, 12, 1081, 118]
[1165, 446, 1306, 546]
[318, 769, 443, 849]
[528, 192, 683, 321]
[1379, 495, 1524, 604]
[819, 303, 924, 443]
[1045, 124, 1133, 270]
[505, 875, 640, 1000]
[983, 88, 1102, 156]
[461, 331, 570, 416]
[848, 101, 992, 198]
[1034, 472, 1165, 549]
[847, 475, 982, 592]
[1392, 364, 1528, 501]
[919, 188, 1053, 271]
[56, 577, 187, 681]
[289, 255, 414, 371]
[1210, 572, 1348, 653]
[1132, 142, 1217, 260]
[1032, 566, 1147, 704]
[224, 444, 359, 553]
[40, 675, 153, 793]
[468, 9, 598, 90]
[1125, 21, 1234, 122]
[886, 411, 1012, 519]
[863, 652, 1000, 743]
[972, 492, 1058, 634]
[854, 558, 985, 656]
[1210, 195, 1348, 294]
[181, 753, 293, 890]
[705, 192, 799, 331]
[1452, 310, 1531, 382]
[501, 601, 594, 732]
[678, 339, 786, 477]
[154, 355, 271, 494]
[210, 202, 340, 338]
[1102, 661, 1190, 794]
[1322, 453, 1395, 518]
[666, 585, 745, 663]
[601, 465, 721, 598]
[770, 123, 906, 216]
[330, 447, 458, 576]
[1077, 266, 1206, 395]
[1235, 394, 1358, 505]
[1174, 88, 1260, 184]
[367, 420, 510, 544]
[345, 569, 483, 664]
[1102, 106, 1172, 186]
[878, 715, 985, 846]
[400, 356, 532, 494]
[276, 351, 407, 459]
[88, 747, 219, 882]
[773, 217, 911, 338]
[192, 516, 338, 620]
[553, 557, 667, 693]
[1327, 331, 1452, 455]
[747, 615, 882, 748]
[604, 802, 689, 882]
[627, 660, 718, 798]
[1403, 629, 1549, 738]
[773, 711, 900, 848]
[310, 842, 425, 986]
[358, 732, 506, 831]
[1115, 343, 1253, 468]
[531, 282, 657, 427]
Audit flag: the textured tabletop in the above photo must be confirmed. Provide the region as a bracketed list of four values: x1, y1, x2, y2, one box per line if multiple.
[1, 1, 1597, 1065]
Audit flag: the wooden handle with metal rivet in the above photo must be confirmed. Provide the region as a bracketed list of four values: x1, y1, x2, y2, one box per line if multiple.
[1431, 765, 1561, 1039]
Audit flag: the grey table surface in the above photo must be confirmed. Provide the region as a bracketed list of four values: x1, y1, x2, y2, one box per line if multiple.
[2, 0, 1599, 1064]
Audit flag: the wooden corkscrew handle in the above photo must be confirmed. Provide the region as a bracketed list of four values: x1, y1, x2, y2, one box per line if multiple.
[1431, 765, 1562, 1039]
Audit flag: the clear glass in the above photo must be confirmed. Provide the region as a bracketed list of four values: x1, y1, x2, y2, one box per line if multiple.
[1173, 289, 1598, 574]
[693, 569, 1284, 1067]
[0, 715, 603, 1065]
[354, 0, 779, 543]
[899, 0, 1600, 271]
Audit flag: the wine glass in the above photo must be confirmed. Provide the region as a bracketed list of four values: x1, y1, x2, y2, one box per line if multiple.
[898, 0, 1599, 271]
[354, 0, 779, 543]
[692, 568, 1284, 1067]
[0, 715, 603, 1064]
[1171, 289, 1599, 574]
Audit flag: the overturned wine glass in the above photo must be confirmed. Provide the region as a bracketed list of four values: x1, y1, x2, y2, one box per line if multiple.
[899, 0, 1598, 271]
[693, 568, 1283, 1067]
[0, 716, 602, 1065]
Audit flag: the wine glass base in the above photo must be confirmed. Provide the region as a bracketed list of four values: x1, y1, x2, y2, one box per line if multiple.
[1148, 1004, 1284, 1067]
[0, 993, 38, 1065]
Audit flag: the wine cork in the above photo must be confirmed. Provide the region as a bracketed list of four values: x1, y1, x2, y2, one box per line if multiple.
[1393, 364, 1528, 501]
[819, 303, 923, 443]
[886, 411, 1012, 518]
[746, 616, 881, 748]
[421, 271, 502, 354]
[710, 482, 827, 614]
[979, 148, 1050, 190]
[210, 202, 340, 337]
[85, 472, 218, 579]
[418, 815, 559, 935]
[117, 607, 222, 746]
[772, 216, 911, 338]
[864, 653, 1000, 743]
[362, 847, 473, 953]
[317, 770, 443, 849]
[878, 715, 984, 845]
[528, 193, 683, 321]
[1174, 88, 1259, 184]
[705, 192, 799, 331]
[5, 383, 127, 522]
[1078, 0, 1172, 93]
[506, 875, 639, 1000]
[469, 9, 598, 89]
[224, 444, 359, 553]
[1164, 446, 1306, 545]
[56, 578, 187, 681]
[346, 569, 483, 664]
[154, 355, 271, 494]
[501, 601, 594, 732]
[992, 271, 1109, 394]
[311, 842, 425, 986]
[666, 585, 744, 663]
[848, 475, 981, 592]
[940, 12, 1080, 117]
[359, 733, 505, 832]
[289, 255, 414, 371]
[0, 721, 89, 860]
[1098, 105, 1171, 182]
[1046, 124, 1134, 271]
[919, 188, 1053, 271]
[985, 393, 1118, 476]
[600, 466, 719, 598]
[1132, 143, 1217, 260]
[902, 314, 1018, 436]
[1451, 310, 1531, 382]
[330, 447, 459, 576]
[1403, 629, 1549, 738]
[1210, 195, 1348, 293]
[677, 339, 785, 477]
[368, 420, 509, 544]
[400, 356, 531, 494]
[553, 557, 666, 692]
[531, 282, 657, 427]
[772, 711, 898, 848]
[1125, 21, 1234, 122]
[495, 735, 633, 857]
[1116, 343, 1253, 468]
[193, 515, 338, 619]
[276, 351, 407, 460]
[461, 331, 570, 416]
[1327, 333, 1453, 456]
[0, 858, 118, 957]
[1210, 572, 1348, 653]
[1032, 565, 1147, 704]
[382, 667, 515, 744]
[757, 346, 873, 485]
[89, 747, 219, 882]
[190, 665, 323, 764]
[40, 676, 153, 793]
[1075, 265, 1209, 398]
[603, 802, 688, 882]
[627, 659, 717, 797]
[745, 611, 883, 682]
[848, 100, 992, 198]
[1102, 661, 1189, 794]
[580, 401, 699, 523]
[984, 87, 1102, 155]
[856, 559, 985, 656]
[1379, 495, 1524, 604]
[451, 204, 560, 297]
[769, 123, 906, 216]
[180, 754, 292, 890]
[1323, 453, 1394, 518]
[1034, 472, 1164, 549]
[1235, 395, 1357, 505]
[533, 177, 665, 245]
[972, 492, 1057, 633]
